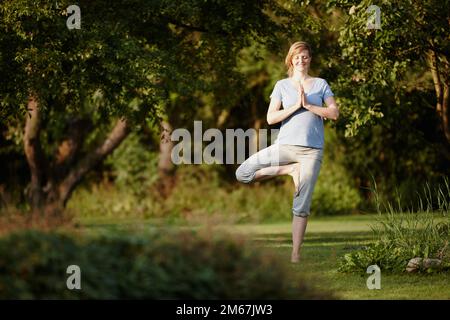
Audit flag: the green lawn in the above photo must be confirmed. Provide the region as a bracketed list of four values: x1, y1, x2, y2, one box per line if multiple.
[78, 214, 450, 300]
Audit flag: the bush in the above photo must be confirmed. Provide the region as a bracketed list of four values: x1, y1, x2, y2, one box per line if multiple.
[105, 133, 160, 197]
[162, 164, 294, 223]
[338, 179, 450, 274]
[67, 164, 295, 223]
[338, 210, 450, 273]
[66, 183, 160, 220]
[312, 158, 362, 216]
[68, 125, 363, 221]
[338, 242, 410, 273]
[311, 126, 363, 216]
[68, 154, 362, 223]
[0, 230, 333, 299]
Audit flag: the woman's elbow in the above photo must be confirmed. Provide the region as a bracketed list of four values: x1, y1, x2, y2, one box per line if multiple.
[266, 115, 274, 125]
[329, 107, 339, 121]
[332, 110, 339, 121]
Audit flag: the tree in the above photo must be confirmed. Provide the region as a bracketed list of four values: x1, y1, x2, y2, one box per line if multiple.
[328, 0, 450, 142]
[320, 0, 450, 204]
[0, 0, 290, 215]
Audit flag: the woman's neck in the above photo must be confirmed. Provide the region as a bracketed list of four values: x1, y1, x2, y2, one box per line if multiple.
[292, 71, 310, 83]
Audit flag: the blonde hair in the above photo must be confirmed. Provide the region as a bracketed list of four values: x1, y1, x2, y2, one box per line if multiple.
[285, 41, 312, 77]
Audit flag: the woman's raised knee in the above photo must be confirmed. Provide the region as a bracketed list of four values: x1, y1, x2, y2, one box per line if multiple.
[235, 165, 254, 184]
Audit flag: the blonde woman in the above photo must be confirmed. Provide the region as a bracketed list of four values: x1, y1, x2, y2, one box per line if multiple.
[235, 41, 339, 263]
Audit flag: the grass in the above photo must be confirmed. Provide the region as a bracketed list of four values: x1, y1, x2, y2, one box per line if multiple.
[77, 214, 450, 300]
[246, 217, 450, 300]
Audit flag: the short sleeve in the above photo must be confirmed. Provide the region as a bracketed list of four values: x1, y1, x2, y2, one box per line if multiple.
[322, 80, 334, 101]
[269, 81, 282, 101]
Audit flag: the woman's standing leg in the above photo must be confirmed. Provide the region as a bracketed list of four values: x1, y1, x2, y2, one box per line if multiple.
[291, 216, 308, 263]
[290, 147, 323, 263]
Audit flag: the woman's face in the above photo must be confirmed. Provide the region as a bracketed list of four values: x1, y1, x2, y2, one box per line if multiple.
[292, 50, 311, 72]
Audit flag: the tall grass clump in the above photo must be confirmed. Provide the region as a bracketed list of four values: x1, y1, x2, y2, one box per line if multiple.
[339, 177, 450, 273]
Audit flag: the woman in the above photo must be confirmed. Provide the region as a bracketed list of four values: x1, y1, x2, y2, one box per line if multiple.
[235, 41, 339, 263]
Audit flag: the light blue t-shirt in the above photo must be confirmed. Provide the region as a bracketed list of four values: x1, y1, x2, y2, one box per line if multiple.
[269, 77, 334, 149]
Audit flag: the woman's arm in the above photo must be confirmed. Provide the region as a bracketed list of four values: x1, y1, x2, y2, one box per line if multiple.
[302, 96, 339, 121]
[267, 86, 304, 125]
[266, 99, 302, 125]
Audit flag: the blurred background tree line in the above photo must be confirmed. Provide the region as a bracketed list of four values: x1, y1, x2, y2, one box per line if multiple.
[0, 0, 449, 221]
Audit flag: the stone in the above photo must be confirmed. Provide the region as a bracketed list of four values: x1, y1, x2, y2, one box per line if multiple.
[406, 257, 422, 272]
[423, 258, 442, 269]
[406, 257, 442, 272]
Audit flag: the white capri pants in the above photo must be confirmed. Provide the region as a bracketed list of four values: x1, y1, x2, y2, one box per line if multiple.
[235, 144, 323, 217]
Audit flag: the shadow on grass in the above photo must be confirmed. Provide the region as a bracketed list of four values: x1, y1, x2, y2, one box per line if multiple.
[251, 231, 375, 248]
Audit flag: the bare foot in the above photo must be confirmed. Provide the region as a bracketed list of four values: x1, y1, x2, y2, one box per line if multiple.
[288, 163, 301, 196]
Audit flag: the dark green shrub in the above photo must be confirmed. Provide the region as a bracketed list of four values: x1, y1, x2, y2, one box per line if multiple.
[105, 133, 159, 196]
[338, 211, 450, 273]
[311, 126, 362, 216]
[338, 242, 408, 273]
[339, 180, 450, 274]
[0, 230, 333, 299]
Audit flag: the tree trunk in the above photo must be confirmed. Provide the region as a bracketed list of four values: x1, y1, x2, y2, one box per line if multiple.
[157, 120, 176, 198]
[23, 95, 45, 212]
[23, 97, 131, 216]
[53, 117, 93, 179]
[427, 49, 450, 143]
[443, 83, 449, 141]
[57, 118, 130, 207]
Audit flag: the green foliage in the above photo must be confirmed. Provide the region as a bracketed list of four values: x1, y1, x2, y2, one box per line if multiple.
[329, 84, 449, 208]
[312, 167, 362, 216]
[0, 0, 295, 123]
[1, 0, 304, 211]
[1, 1, 160, 123]
[338, 242, 407, 273]
[328, 0, 450, 137]
[105, 133, 159, 196]
[67, 125, 362, 221]
[69, 151, 362, 222]
[0, 229, 332, 299]
[338, 183, 450, 273]
[1, 0, 447, 223]
[67, 183, 156, 219]
[312, 127, 362, 216]
[68, 164, 293, 222]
